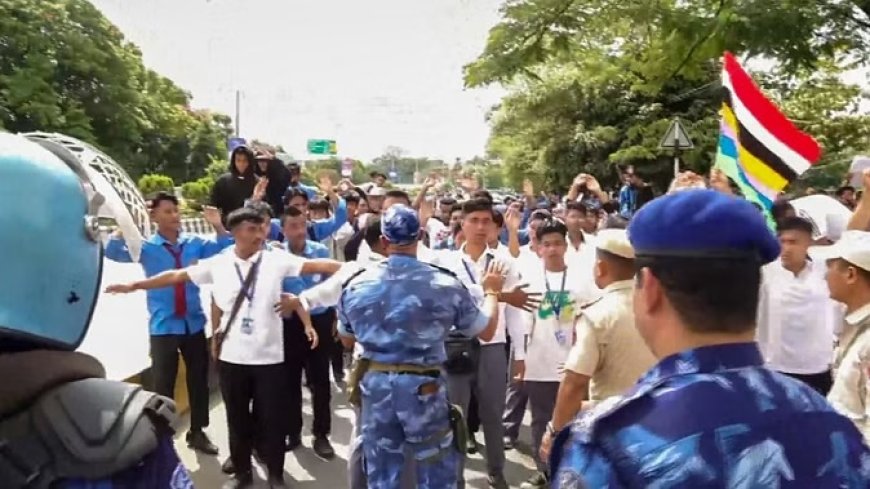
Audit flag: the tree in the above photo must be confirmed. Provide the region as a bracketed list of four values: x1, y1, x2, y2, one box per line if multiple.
[465, 0, 870, 91]
[470, 0, 870, 193]
[0, 0, 233, 181]
[181, 178, 212, 211]
[138, 174, 175, 196]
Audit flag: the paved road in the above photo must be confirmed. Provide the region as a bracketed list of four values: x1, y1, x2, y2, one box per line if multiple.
[173, 383, 537, 488]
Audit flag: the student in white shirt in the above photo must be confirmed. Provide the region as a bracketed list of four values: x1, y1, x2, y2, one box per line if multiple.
[757, 216, 839, 395]
[106, 207, 341, 489]
[434, 198, 524, 489]
[504, 208, 551, 446]
[513, 218, 597, 488]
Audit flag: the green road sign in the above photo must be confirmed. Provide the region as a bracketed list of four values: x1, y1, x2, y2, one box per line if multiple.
[307, 139, 337, 155]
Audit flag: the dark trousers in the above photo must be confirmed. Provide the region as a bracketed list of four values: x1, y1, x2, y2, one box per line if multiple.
[330, 337, 345, 381]
[782, 370, 833, 396]
[467, 394, 481, 433]
[286, 310, 335, 439]
[219, 361, 287, 476]
[150, 330, 210, 431]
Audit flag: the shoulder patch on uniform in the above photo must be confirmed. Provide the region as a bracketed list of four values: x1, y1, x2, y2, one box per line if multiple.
[425, 262, 460, 279]
[341, 267, 368, 289]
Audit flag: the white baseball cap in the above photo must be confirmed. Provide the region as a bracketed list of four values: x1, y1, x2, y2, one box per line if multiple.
[818, 230, 870, 272]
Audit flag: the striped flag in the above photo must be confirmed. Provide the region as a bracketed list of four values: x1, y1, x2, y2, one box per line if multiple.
[715, 52, 821, 215]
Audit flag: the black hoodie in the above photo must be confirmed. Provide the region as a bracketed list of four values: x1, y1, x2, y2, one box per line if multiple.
[253, 158, 291, 218]
[210, 145, 257, 221]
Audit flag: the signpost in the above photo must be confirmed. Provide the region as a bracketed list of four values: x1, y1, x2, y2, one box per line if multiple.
[659, 118, 694, 178]
[307, 139, 337, 155]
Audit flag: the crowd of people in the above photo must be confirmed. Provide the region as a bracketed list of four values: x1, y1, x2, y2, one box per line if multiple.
[4, 132, 870, 489]
[110, 145, 870, 488]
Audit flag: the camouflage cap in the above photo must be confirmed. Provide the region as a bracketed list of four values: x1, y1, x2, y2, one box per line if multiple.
[381, 204, 420, 245]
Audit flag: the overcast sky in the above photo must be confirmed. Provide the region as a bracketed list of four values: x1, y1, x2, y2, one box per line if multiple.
[89, 0, 506, 161]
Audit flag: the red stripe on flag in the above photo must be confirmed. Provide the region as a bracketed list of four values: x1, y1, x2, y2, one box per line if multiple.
[723, 52, 821, 164]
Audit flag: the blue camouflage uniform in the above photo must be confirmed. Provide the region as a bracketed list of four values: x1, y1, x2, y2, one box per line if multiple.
[550, 189, 870, 488]
[338, 204, 491, 489]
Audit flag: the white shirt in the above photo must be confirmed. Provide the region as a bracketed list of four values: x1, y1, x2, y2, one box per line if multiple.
[330, 221, 357, 261]
[516, 245, 541, 278]
[431, 244, 525, 355]
[188, 248, 305, 365]
[756, 259, 841, 374]
[522, 265, 598, 381]
[565, 235, 597, 285]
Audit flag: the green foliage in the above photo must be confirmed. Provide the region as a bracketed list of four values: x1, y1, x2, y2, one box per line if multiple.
[471, 0, 870, 193]
[0, 0, 232, 181]
[138, 174, 175, 196]
[368, 147, 447, 184]
[180, 178, 212, 211]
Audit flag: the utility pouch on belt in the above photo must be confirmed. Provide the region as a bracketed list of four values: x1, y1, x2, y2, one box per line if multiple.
[448, 403, 468, 453]
[347, 358, 371, 409]
[444, 332, 480, 375]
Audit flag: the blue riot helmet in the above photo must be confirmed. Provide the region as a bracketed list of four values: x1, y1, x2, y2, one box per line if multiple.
[0, 133, 105, 350]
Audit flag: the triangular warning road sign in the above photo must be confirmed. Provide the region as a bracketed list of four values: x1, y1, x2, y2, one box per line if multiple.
[659, 118, 694, 150]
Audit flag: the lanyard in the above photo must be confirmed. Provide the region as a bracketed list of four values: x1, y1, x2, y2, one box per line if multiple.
[233, 254, 263, 303]
[462, 254, 493, 285]
[544, 267, 568, 318]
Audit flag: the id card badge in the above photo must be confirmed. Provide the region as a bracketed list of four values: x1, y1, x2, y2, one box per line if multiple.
[240, 317, 254, 335]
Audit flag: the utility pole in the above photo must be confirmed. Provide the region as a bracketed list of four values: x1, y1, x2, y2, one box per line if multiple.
[234, 90, 241, 137]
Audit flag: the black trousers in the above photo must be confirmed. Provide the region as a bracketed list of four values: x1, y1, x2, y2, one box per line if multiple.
[286, 309, 335, 439]
[782, 370, 833, 396]
[150, 330, 210, 431]
[219, 361, 287, 476]
[330, 336, 345, 381]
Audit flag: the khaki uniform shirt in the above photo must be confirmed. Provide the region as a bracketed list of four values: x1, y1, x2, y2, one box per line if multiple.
[564, 280, 657, 402]
[828, 302, 870, 441]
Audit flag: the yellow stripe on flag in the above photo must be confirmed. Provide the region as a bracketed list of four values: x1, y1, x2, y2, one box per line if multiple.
[721, 105, 790, 191]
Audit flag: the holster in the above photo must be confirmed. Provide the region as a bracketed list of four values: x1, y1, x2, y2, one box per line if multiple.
[448, 403, 468, 453]
[347, 357, 371, 409]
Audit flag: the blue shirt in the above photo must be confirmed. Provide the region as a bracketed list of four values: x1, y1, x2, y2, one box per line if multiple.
[337, 254, 489, 366]
[105, 232, 232, 335]
[280, 240, 332, 315]
[619, 184, 637, 219]
[287, 182, 319, 201]
[267, 197, 348, 242]
[550, 342, 870, 488]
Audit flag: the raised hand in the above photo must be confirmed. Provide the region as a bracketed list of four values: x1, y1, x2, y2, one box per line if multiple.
[499, 283, 542, 312]
[481, 260, 507, 293]
[318, 175, 335, 194]
[505, 207, 522, 232]
[202, 206, 222, 226]
[523, 178, 535, 197]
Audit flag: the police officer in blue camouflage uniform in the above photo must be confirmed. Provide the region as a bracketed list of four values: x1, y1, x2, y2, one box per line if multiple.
[0, 133, 193, 488]
[338, 204, 505, 489]
[550, 189, 870, 488]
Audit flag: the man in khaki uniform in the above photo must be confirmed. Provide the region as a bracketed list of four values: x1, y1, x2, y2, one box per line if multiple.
[538, 229, 656, 462]
[824, 231, 870, 441]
